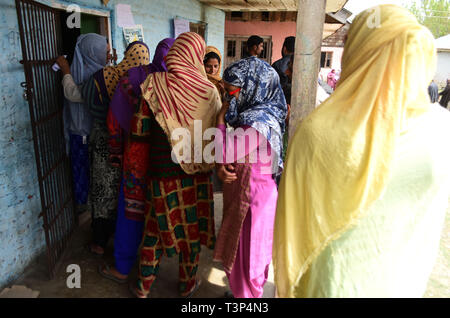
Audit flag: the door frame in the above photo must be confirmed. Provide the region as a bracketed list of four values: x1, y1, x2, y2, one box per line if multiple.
[50, 2, 112, 45]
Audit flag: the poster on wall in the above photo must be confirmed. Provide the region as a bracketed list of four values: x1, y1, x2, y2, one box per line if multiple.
[123, 25, 144, 45]
[174, 18, 190, 38]
[116, 4, 135, 27]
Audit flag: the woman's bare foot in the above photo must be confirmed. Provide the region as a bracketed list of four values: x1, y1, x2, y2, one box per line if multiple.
[181, 278, 202, 297]
[129, 283, 149, 298]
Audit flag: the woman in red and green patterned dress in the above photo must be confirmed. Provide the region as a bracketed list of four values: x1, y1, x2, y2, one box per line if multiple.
[130, 32, 221, 298]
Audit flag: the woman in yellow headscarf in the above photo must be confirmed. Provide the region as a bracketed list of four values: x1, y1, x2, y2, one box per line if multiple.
[273, 5, 450, 298]
[204, 46, 226, 99]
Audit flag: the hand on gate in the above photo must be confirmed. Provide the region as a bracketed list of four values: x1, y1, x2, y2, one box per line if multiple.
[56, 56, 71, 75]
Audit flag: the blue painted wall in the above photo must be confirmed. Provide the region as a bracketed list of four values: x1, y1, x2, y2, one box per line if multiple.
[0, 0, 224, 288]
[38, 0, 225, 62]
[0, 0, 45, 288]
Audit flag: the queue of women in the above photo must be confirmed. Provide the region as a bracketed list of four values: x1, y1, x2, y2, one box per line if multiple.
[56, 5, 450, 298]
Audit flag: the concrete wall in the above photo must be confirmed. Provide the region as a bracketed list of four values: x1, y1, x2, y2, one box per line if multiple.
[41, 0, 225, 61]
[0, 0, 224, 289]
[435, 51, 450, 88]
[0, 0, 44, 289]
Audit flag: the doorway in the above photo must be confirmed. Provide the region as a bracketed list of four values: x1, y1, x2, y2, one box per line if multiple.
[59, 11, 111, 64]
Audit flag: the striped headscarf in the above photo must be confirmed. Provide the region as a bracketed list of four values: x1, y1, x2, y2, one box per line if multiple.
[140, 32, 222, 174]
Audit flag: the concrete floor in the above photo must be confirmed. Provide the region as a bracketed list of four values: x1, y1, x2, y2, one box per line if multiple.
[11, 193, 276, 298]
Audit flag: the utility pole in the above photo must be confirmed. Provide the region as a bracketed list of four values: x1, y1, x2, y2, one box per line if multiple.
[289, 0, 326, 138]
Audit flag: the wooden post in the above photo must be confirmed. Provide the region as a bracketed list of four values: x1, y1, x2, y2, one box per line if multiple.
[289, 0, 326, 138]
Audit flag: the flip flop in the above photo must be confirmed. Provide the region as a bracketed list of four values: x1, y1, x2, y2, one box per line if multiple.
[98, 264, 128, 284]
[182, 278, 202, 298]
[128, 282, 150, 299]
[85, 243, 104, 257]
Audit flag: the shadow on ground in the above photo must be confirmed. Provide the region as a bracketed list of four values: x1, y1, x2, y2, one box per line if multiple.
[11, 193, 276, 298]
[9, 195, 449, 298]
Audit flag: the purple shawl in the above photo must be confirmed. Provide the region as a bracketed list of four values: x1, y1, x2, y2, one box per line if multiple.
[110, 38, 175, 132]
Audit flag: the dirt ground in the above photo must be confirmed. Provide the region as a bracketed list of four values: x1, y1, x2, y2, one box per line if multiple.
[9, 193, 274, 298]
[5, 194, 449, 298]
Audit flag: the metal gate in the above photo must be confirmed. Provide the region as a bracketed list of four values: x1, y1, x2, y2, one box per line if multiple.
[15, 0, 76, 279]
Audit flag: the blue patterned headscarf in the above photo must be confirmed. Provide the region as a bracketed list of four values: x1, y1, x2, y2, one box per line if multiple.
[223, 56, 287, 171]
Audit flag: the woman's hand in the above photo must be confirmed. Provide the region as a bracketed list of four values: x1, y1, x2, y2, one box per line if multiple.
[216, 164, 237, 183]
[217, 99, 230, 126]
[56, 55, 71, 75]
[112, 48, 118, 63]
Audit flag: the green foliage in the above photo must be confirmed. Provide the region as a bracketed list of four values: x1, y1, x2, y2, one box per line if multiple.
[403, 0, 450, 38]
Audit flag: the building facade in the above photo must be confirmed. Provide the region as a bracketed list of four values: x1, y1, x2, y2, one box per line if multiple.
[223, 10, 349, 73]
[0, 0, 224, 288]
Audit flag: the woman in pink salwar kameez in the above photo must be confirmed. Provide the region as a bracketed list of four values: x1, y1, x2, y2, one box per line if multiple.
[213, 56, 287, 298]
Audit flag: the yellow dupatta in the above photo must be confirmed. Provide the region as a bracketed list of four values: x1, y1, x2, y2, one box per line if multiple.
[273, 5, 437, 298]
[205, 45, 225, 100]
[205, 46, 222, 84]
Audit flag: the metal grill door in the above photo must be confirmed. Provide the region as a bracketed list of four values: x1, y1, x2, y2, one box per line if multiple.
[15, 0, 77, 279]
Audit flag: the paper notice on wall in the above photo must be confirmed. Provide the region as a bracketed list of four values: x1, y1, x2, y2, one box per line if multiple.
[123, 25, 144, 46]
[116, 4, 135, 27]
[174, 18, 190, 38]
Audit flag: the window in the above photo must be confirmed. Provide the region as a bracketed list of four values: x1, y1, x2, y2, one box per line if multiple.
[261, 11, 270, 21]
[320, 51, 333, 68]
[259, 42, 269, 59]
[231, 11, 243, 19]
[224, 35, 272, 69]
[189, 22, 206, 39]
[227, 40, 236, 57]
[241, 40, 248, 58]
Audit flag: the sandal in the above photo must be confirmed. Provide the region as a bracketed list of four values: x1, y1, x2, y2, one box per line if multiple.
[182, 278, 202, 298]
[129, 282, 150, 299]
[98, 264, 128, 284]
[85, 243, 104, 257]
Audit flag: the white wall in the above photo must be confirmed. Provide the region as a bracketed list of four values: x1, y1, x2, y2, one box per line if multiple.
[319, 47, 343, 82]
[435, 51, 450, 88]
